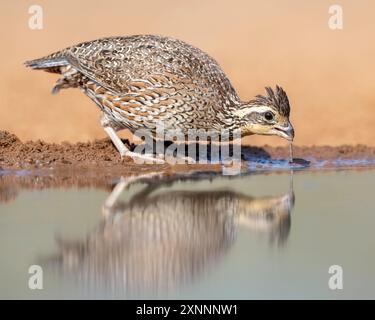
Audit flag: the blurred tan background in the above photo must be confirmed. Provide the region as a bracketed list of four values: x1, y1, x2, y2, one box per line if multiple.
[0, 0, 374, 146]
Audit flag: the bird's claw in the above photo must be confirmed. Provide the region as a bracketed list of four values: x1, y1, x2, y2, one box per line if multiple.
[121, 151, 165, 164]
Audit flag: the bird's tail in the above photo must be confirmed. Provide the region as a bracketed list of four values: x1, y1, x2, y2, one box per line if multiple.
[24, 48, 70, 72]
[24, 57, 67, 69]
[25, 52, 73, 94]
[24, 57, 69, 71]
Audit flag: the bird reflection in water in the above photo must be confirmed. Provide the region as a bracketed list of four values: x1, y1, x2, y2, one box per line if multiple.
[48, 173, 295, 296]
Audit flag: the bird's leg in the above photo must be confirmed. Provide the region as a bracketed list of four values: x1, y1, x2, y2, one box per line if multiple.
[100, 115, 164, 164]
[102, 172, 163, 219]
[103, 126, 165, 164]
[103, 126, 130, 157]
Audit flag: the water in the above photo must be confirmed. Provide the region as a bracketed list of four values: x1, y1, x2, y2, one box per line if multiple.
[0, 169, 374, 299]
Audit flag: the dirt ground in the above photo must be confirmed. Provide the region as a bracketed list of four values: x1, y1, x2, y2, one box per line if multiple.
[1, 129, 375, 203]
[1, 130, 375, 171]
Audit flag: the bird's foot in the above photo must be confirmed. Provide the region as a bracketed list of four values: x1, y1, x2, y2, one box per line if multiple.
[165, 154, 196, 164]
[121, 151, 165, 164]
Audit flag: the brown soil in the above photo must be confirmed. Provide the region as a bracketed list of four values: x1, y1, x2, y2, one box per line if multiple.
[1, 129, 375, 203]
[1, 130, 375, 171]
[0, 130, 227, 172]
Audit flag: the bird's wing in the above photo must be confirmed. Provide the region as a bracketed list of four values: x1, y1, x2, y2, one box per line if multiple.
[61, 35, 239, 98]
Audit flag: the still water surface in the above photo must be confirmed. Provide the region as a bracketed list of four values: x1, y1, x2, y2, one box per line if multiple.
[0, 169, 374, 299]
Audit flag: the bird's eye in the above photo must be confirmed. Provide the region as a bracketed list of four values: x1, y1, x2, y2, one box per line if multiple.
[264, 112, 274, 121]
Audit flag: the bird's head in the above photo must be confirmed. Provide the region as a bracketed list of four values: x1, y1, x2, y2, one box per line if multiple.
[235, 86, 294, 141]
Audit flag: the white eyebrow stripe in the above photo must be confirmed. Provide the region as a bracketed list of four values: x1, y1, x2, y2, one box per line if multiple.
[234, 106, 274, 117]
[248, 106, 274, 113]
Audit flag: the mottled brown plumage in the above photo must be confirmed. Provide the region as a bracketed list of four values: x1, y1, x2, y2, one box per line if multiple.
[26, 35, 294, 161]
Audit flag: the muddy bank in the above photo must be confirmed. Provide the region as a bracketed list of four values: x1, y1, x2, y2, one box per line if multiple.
[0, 130, 226, 172]
[1, 130, 375, 170]
[1, 129, 375, 203]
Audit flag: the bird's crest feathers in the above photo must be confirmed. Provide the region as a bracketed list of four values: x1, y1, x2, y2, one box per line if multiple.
[250, 85, 290, 117]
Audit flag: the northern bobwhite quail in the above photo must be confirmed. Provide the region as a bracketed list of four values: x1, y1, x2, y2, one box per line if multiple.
[25, 35, 294, 163]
